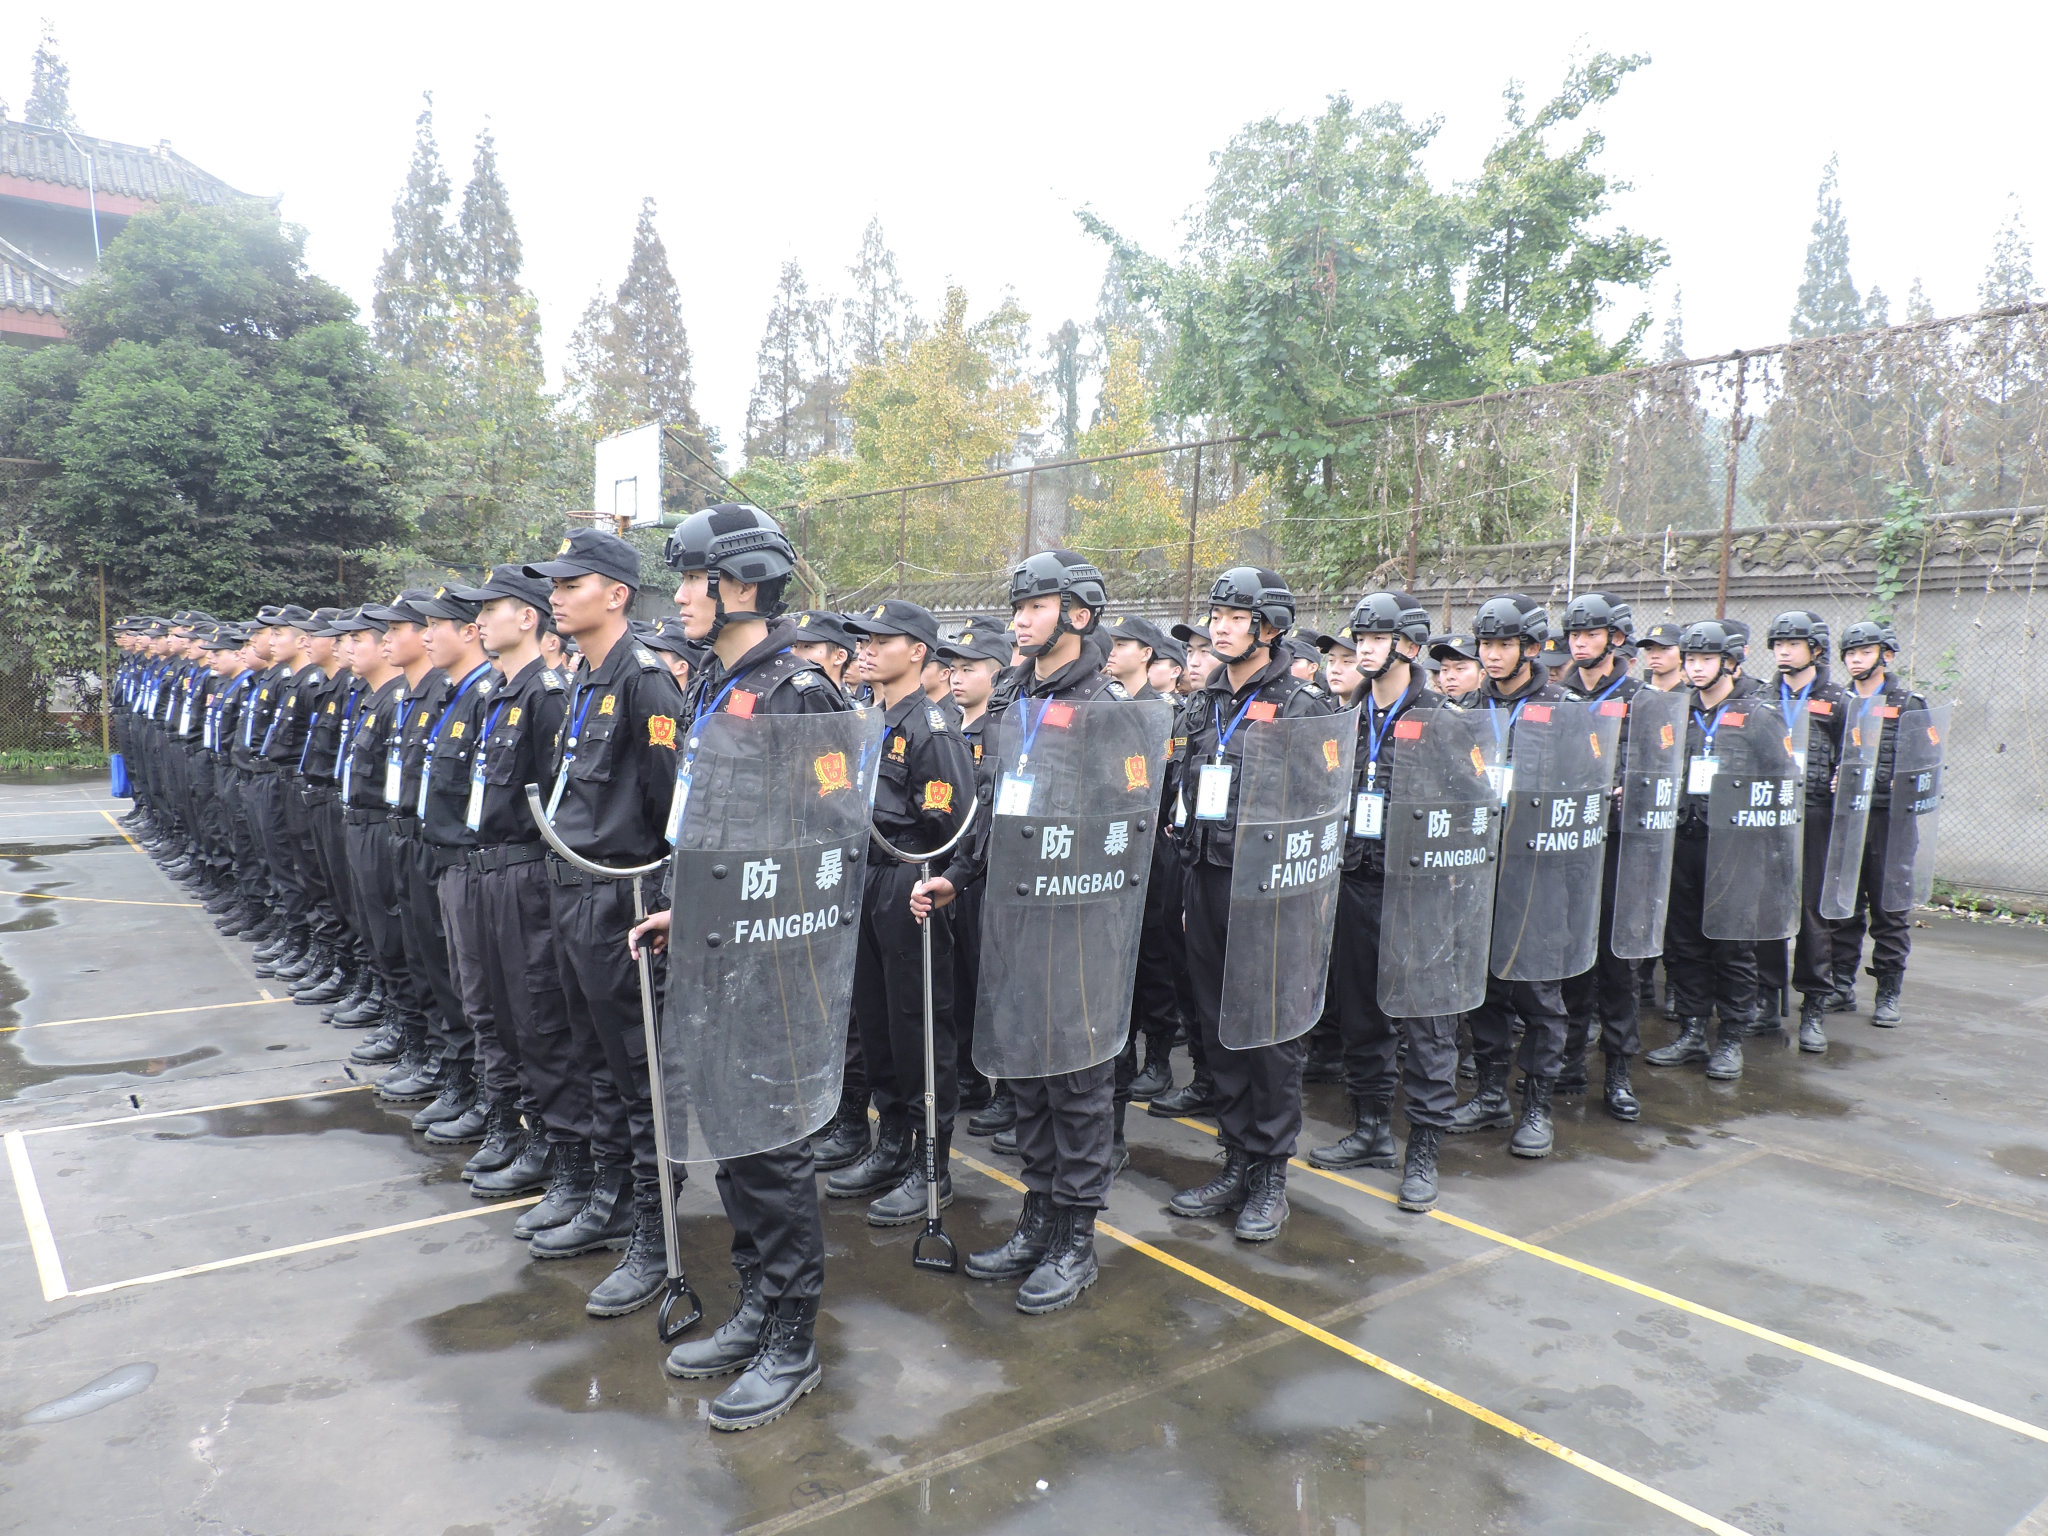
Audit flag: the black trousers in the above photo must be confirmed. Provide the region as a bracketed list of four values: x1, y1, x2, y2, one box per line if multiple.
[1012, 1062, 1118, 1209]
[1756, 809, 1837, 997]
[246, 773, 307, 926]
[952, 880, 985, 1094]
[549, 869, 660, 1200]
[1663, 834, 1759, 1025]
[1560, 830, 1643, 1060]
[851, 861, 958, 1134]
[306, 788, 354, 945]
[437, 862, 513, 1096]
[221, 768, 270, 908]
[1470, 970, 1569, 1081]
[1330, 869, 1463, 1128]
[282, 779, 340, 941]
[394, 830, 469, 1061]
[715, 1140, 824, 1303]
[1182, 862, 1305, 1159]
[344, 816, 423, 1029]
[1115, 830, 1187, 1102]
[1832, 807, 1913, 978]
[477, 857, 592, 1143]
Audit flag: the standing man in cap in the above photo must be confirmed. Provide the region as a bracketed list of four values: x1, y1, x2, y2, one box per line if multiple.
[1173, 621, 1217, 695]
[293, 610, 366, 1010]
[827, 598, 976, 1223]
[522, 530, 689, 1309]
[331, 605, 412, 1053]
[789, 611, 858, 689]
[1638, 622, 1687, 693]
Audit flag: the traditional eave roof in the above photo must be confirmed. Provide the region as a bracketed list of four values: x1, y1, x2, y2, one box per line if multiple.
[0, 233, 71, 314]
[0, 118, 260, 208]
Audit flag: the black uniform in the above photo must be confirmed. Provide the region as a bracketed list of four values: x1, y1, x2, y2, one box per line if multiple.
[1755, 672, 1853, 1002]
[953, 704, 997, 1100]
[391, 667, 469, 1075]
[420, 660, 504, 1088]
[340, 676, 425, 1048]
[1831, 671, 1928, 984]
[1558, 660, 1645, 1065]
[1113, 681, 1185, 1105]
[1664, 676, 1766, 1025]
[1179, 648, 1336, 1160]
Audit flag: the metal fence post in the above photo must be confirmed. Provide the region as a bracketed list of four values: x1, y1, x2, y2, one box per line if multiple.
[1183, 444, 1203, 622]
[896, 489, 908, 597]
[1718, 354, 1747, 620]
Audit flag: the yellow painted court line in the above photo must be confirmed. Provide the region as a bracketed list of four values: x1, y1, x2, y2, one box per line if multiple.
[1166, 1114, 2048, 1449]
[952, 1148, 1752, 1536]
[0, 995, 285, 1035]
[0, 888, 198, 909]
[100, 808, 146, 853]
[0, 808, 120, 817]
[56, 1197, 543, 1298]
[17, 1083, 375, 1137]
[5, 1131, 70, 1302]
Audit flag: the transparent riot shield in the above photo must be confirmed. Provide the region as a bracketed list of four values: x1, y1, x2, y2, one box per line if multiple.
[974, 697, 1173, 1079]
[1490, 704, 1623, 981]
[1818, 702, 1881, 921]
[1880, 702, 1949, 914]
[658, 708, 884, 1160]
[1378, 706, 1501, 1017]
[1611, 688, 1687, 959]
[1703, 707, 1810, 941]
[1219, 711, 1358, 1048]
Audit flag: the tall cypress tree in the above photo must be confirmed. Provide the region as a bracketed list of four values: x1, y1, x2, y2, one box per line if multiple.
[1789, 156, 1871, 338]
[453, 125, 542, 382]
[371, 95, 455, 369]
[842, 218, 915, 368]
[745, 261, 831, 463]
[24, 23, 75, 130]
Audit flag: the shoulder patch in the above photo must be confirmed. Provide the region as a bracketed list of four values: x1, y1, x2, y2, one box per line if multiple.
[926, 705, 950, 733]
[539, 668, 566, 692]
[633, 647, 663, 671]
[790, 670, 820, 691]
[1102, 680, 1131, 701]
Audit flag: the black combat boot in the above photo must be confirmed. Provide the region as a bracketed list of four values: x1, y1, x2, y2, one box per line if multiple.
[294, 954, 351, 1005]
[252, 926, 308, 977]
[1168, 1146, 1251, 1218]
[1129, 1033, 1174, 1100]
[1824, 964, 1858, 1014]
[964, 1190, 1056, 1281]
[865, 1131, 951, 1227]
[324, 968, 373, 1022]
[1602, 1055, 1640, 1121]
[1234, 1157, 1290, 1242]
[825, 1114, 912, 1199]
[1302, 1030, 1343, 1084]
[1397, 1126, 1443, 1212]
[1509, 1077, 1556, 1158]
[275, 935, 328, 983]
[708, 1298, 821, 1432]
[1148, 1071, 1218, 1118]
[585, 1195, 670, 1316]
[1109, 1100, 1129, 1175]
[665, 1261, 765, 1379]
[410, 1060, 477, 1132]
[349, 1018, 406, 1065]
[1798, 994, 1828, 1054]
[1309, 1098, 1397, 1170]
[529, 1159, 635, 1258]
[967, 1086, 1017, 1136]
[1871, 973, 1903, 1027]
[1646, 1018, 1710, 1068]
[472, 1121, 550, 1198]
[990, 1126, 1021, 1156]
[1447, 1063, 1512, 1134]
[1555, 1020, 1593, 1094]
[424, 1076, 491, 1146]
[461, 1099, 522, 1178]
[1705, 1017, 1745, 1080]
[374, 1028, 439, 1103]
[808, 1089, 871, 1172]
[512, 1140, 593, 1235]
[1017, 1206, 1099, 1313]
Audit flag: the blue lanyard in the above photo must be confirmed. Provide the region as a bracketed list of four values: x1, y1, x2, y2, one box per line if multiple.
[1016, 692, 1063, 765]
[1363, 694, 1399, 772]
[1484, 696, 1527, 759]
[559, 684, 600, 767]
[681, 659, 771, 776]
[1777, 677, 1812, 733]
[1692, 699, 1735, 754]
[426, 665, 491, 750]
[1583, 672, 1626, 711]
[1212, 693, 1263, 759]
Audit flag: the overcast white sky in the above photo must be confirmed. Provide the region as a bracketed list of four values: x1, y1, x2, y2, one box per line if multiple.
[8, 3, 2046, 460]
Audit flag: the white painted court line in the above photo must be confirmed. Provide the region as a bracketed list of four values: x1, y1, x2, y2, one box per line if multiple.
[6, 1131, 70, 1302]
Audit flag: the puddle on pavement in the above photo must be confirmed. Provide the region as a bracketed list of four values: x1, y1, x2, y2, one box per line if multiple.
[16, 1363, 158, 1426]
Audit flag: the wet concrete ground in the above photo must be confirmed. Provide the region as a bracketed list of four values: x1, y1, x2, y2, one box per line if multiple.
[2, 776, 2047, 1536]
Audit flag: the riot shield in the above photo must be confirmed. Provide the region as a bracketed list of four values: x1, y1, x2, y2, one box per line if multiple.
[1378, 706, 1502, 1017]
[1490, 704, 1623, 980]
[1818, 704, 1881, 921]
[658, 708, 884, 1161]
[1611, 688, 1687, 960]
[1219, 711, 1358, 1048]
[1703, 706, 1810, 941]
[974, 697, 1173, 1079]
[1880, 702, 1949, 914]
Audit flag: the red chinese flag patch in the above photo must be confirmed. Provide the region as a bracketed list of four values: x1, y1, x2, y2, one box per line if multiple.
[1247, 701, 1278, 722]
[1043, 702, 1074, 728]
[1723, 712, 1747, 727]
[1523, 704, 1552, 723]
[1393, 719, 1425, 740]
[1598, 700, 1627, 716]
[727, 690, 757, 719]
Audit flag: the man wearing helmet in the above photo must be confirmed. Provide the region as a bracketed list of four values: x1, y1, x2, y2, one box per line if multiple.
[1307, 591, 1462, 1212]
[911, 549, 1138, 1312]
[1446, 594, 1576, 1159]
[1758, 612, 1849, 1052]
[1645, 619, 1764, 1080]
[1167, 567, 1337, 1241]
[627, 502, 856, 1431]
[1829, 620, 1926, 1027]
[1556, 593, 1645, 1122]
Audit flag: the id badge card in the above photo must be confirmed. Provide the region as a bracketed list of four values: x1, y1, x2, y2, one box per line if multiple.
[1486, 763, 1514, 804]
[383, 747, 403, 806]
[341, 753, 354, 803]
[1353, 789, 1385, 839]
[1173, 787, 1188, 828]
[416, 765, 432, 819]
[664, 768, 690, 845]
[1687, 755, 1718, 795]
[178, 702, 192, 735]
[995, 772, 1034, 817]
[1793, 749, 1808, 779]
[465, 764, 487, 831]
[1193, 761, 1233, 821]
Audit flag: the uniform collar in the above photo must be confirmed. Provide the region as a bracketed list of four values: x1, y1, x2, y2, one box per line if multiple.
[1202, 646, 1293, 705]
[1023, 634, 1109, 698]
[1481, 658, 1550, 704]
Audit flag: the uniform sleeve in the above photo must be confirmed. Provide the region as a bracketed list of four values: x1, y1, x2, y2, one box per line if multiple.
[907, 720, 977, 856]
[633, 666, 689, 833]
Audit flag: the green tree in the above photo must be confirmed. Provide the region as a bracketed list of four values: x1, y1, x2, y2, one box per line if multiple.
[0, 202, 408, 615]
[371, 95, 456, 369]
[24, 21, 74, 129]
[1790, 156, 1874, 339]
[841, 217, 916, 368]
[1043, 319, 1083, 457]
[745, 260, 835, 463]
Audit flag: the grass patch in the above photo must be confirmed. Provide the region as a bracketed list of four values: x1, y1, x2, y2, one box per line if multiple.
[0, 744, 111, 775]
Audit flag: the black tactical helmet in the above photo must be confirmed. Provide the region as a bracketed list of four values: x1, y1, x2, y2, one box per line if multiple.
[1679, 618, 1746, 663]
[1560, 592, 1633, 639]
[663, 503, 797, 585]
[1346, 589, 1431, 645]
[1767, 610, 1826, 648]
[1008, 549, 1108, 656]
[1838, 618, 1897, 656]
[1472, 594, 1548, 646]
[1208, 566, 1295, 636]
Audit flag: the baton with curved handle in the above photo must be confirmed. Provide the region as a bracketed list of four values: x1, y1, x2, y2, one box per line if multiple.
[867, 794, 979, 1274]
[524, 784, 703, 1342]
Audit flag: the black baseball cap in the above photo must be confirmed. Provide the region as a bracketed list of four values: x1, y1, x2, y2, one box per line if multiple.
[451, 563, 556, 618]
[200, 625, 251, 652]
[1284, 634, 1325, 666]
[1102, 613, 1171, 656]
[277, 604, 316, 629]
[1170, 620, 1211, 645]
[844, 598, 940, 652]
[327, 605, 390, 635]
[524, 528, 643, 590]
[936, 620, 1011, 665]
[363, 588, 437, 625]
[790, 610, 858, 653]
[1429, 632, 1481, 663]
[1639, 623, 1686, 649]
[638, 620, 710, 669]
[410, 584, 484, 623]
